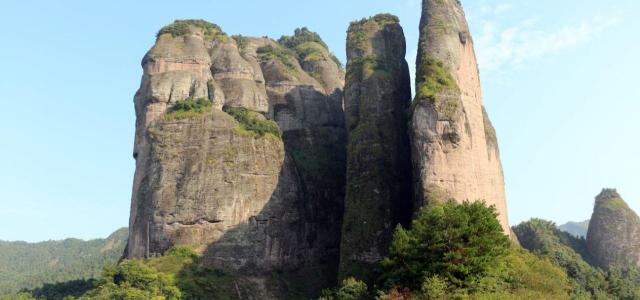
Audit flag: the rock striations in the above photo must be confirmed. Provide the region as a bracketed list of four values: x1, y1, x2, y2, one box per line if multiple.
[127, 20, 345, 298]
[586, 189, 640, 269]
[339, 14, 413, 281]
[410, 0, 510, 234]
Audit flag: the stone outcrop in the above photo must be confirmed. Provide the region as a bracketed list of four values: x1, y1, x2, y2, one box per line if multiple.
[587, 189, 640, 269]
[411, 0, 510, 234]
[127, 20, 345, 298]
[339, 14, 413, 281]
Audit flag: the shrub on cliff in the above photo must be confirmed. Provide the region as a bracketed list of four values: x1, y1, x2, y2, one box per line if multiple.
[165, 98, 212, 120]
[225, 107, 281, 138]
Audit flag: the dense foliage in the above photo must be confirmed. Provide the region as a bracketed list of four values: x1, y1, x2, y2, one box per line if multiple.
[164, 98, 213, 120]
[380, 201, 510, 291]
[514, 219, 640, 299]
[0, 228, 127, 296]
[322, 201, 572, 299]
[224, 107, 281, 138]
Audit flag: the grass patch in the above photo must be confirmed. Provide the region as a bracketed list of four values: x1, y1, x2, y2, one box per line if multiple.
[157, 19, 229, 43]
[224, 107, 281, 139]
[164, 98, 212, 120]
[257, 44, 299, 75]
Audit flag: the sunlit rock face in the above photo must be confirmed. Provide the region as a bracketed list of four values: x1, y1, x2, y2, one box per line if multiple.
[411, 0, 511, 235]
[587, 189, 640, 269]
[338, 14, 413, 281]
[127, 21, 346, 298]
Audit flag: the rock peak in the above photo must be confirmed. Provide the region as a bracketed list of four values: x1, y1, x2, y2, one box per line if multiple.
[596, 188, 622, 202]
[587, 189, 640, 269]
[410, 0, 511, 236]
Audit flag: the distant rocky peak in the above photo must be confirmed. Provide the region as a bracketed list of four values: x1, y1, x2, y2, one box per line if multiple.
[587, 188, 640, 269]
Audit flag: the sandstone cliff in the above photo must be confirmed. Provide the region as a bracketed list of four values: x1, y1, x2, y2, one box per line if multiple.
[411, 0, 510, 234]
[127, 20, 345, 298]
[587, 189, 640, 269]
[339, 14, 413, 281]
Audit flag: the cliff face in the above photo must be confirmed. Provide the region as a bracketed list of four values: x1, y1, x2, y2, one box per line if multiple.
[339, 14, 413, 280]
[587, 189, 640, 269]
[411, 0, 510, 234]
[127, 21, 345, 297]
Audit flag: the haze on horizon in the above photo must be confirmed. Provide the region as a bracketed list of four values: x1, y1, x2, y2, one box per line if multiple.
[0, 0, 638, 242]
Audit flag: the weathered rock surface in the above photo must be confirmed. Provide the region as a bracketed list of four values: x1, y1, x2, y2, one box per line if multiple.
[339, 14, 413, 281]
[411, 0, 510, 234]
[127, 20, 346, 298]
[587, 189, 640, 269]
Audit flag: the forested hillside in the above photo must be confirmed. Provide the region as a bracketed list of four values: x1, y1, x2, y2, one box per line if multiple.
[0, 228, 127, 296]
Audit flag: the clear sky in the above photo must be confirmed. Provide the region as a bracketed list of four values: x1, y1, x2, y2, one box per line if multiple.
[0, 0, 638, 242]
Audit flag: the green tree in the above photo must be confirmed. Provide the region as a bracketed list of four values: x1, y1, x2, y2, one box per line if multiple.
[320, 278, 369, 300]
[380, 201, 510, 291]
[80, 260, 181, 300]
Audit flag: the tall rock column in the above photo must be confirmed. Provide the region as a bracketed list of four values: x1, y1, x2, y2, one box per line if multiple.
[587, 189, 640, 269]
[411, 0, 510, 234]
[339, 14, 413, 281]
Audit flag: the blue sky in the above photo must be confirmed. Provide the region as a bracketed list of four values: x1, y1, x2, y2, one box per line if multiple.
[0, 0, 637, 242]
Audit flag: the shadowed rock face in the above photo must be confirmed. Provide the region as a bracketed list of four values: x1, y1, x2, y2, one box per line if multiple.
[587, 189, 640, 269]
[339, 14, 413, 281]
[411, 0, 510, 235]
[127, 20, 345, 298]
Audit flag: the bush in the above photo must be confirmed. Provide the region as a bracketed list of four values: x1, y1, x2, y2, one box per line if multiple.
[380, 201, 510, 291]
[157, 19, 228, 42]
[80, 260, 181, 300]
[320, 278, 369, 300]
[278, 27, 328, 49]
[224, 107, 281, 138]
[165, 98, 212, 120]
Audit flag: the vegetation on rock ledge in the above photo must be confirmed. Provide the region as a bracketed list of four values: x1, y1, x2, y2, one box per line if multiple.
[348, 14, 400, 51]
[225, 107, 281, 139]
[279, 27, 343, 68]
[157, 19, 229, 43]
[412, 57, 460, 119]
[164, 98, 212, 120]
[257, 44, 299, 75]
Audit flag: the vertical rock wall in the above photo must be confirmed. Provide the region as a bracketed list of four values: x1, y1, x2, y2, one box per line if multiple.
[411, 0, 510, 234]
[127, 21, 346, 298]
[339, 14, 413, 281]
